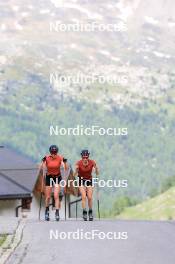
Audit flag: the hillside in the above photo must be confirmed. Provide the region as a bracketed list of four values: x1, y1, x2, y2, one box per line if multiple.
[116, 186, 175, 220]
[0, 0, 175, 213]
[0, 0, 175, 109]
[0, 94, 175, 212]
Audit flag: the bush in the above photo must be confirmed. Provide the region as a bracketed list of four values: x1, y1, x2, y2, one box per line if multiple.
[161, 175, 175, 193]
[111, 196, 138, 216]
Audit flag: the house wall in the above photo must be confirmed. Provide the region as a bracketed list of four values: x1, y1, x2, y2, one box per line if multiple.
[0, 199, 21, 217]
[0, 193, 69, 219]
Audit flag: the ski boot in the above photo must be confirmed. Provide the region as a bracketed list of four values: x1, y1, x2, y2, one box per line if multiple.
[88, 209, 93, 221]
[45, 207, 50, 221]
[83, 209, 88, 221]
[55, 209, 60, 221]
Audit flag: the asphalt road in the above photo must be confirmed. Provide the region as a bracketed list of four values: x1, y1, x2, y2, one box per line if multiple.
[6, 219, 175, 264]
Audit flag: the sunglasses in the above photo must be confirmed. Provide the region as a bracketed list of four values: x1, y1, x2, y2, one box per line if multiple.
[82, 156, 89, 159]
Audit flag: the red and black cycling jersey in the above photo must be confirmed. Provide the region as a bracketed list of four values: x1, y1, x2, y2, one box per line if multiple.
[76, 159, 96, 180]
[43, 155, 63, 176]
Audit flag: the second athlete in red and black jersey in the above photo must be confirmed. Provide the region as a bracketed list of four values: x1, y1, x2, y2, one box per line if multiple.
[74, 150, 99, 221]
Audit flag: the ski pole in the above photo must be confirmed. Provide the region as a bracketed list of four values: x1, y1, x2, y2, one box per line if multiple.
[39, 165, 46, 221]
[39, 192, 42, 221]
[65, 193, 67, 221]
[97, 199, 100, 220]
[96, 178, 100, 220]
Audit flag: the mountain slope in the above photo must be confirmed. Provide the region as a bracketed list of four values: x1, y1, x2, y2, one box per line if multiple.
[116, 186, 175, 220]
[0, 0, 175, 213]
[0, 0, 175, 109]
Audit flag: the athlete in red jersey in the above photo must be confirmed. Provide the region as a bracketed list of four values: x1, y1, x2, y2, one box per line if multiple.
[74, 149, 99, 221]
[40, 145, 64, 221]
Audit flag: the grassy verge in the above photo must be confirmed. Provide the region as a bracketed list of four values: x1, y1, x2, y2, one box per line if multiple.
[116, 186, 175, 220]
[0, 235, 7, 247]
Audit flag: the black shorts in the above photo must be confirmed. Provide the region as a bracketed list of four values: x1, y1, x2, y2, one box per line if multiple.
[78, 177, 93, 187]
[45, 175, 62, 187]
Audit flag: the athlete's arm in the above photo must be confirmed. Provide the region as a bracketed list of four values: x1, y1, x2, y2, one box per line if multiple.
[73, 164, 79, 178]
[60, 162, 65, 177]
[93, 161, 99, 176]
[60, 156, 65, 177]
[61, 160, 65, 169]
[60, 155, 64, 165]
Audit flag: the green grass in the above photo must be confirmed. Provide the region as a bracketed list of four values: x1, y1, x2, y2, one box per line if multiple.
[116, 186, 175, 220]
[0, 235, 7, 247]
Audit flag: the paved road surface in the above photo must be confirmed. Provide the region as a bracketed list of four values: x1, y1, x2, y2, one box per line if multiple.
[6, 219, 175, 264]
[0, 217, 19, 235]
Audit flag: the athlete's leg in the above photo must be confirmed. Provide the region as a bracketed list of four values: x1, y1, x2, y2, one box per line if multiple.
[54, 183, 61, 221]
[79, 185, 88, 220]
[79, 185, 87, 209]
[54, 184, 61, 209]
[45, 185, 52, 221]
[45, 186, 52, 207]
[87, 186, 94, 221]
[87, 186, 93, 209]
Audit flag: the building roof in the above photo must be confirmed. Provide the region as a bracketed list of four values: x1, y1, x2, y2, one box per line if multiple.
[0, 147, 38, 200]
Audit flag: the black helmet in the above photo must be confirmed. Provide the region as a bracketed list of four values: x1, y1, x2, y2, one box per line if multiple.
[49, 145, 59, 154]
[81, 149, 90, 157]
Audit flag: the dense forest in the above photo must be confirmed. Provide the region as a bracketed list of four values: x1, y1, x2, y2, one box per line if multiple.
[0, 79, 175, 215]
